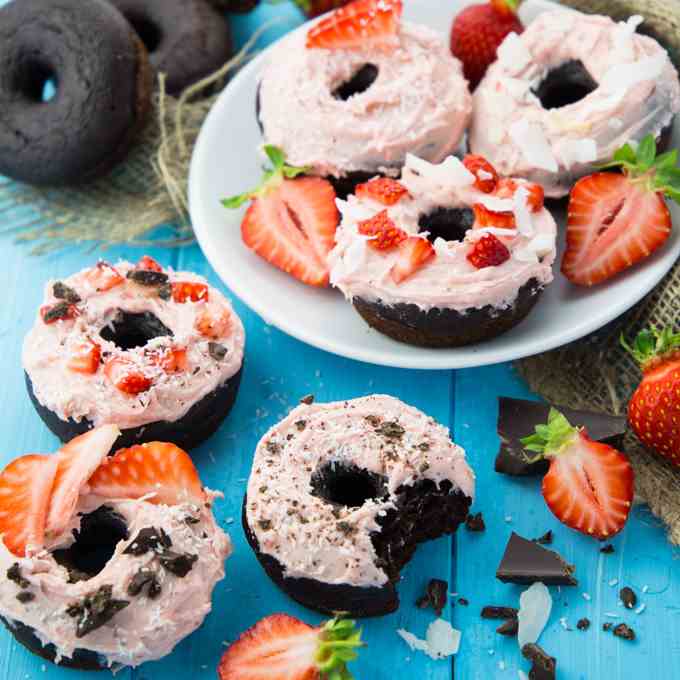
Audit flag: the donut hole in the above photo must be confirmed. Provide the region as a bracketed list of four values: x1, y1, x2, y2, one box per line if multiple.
[311, 462, 388, 508]
[100, 310, 173, 350]
[122, 10, 162, 53]
[418, 207, 475, 243]
[52, 506, 129, 582]
[333, 64, 380, 101]
[12, 58, 58, 104]
[533, 60, 598, 110]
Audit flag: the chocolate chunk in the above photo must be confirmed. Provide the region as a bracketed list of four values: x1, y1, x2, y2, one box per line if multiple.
[600, 543, 615, 554]
[42, 302, 74, 324]
[496, 532, 577, 586]
[185, 515, 200, 525]
[603, 622, 613, 631]
[481, 605, 519, 620]
[208, 342, 228, 361]
[16, 591, 35, 604]
[496, 397, 626, 476]
[127, 569, 156, 597]
[53, 282, 81, 304]
[295, 420, 307, 432]
[620, 586, 637, 609]
[576, 618, 590, 631]
[521, 643, 556, 680]
[375, 421, 405, 439]
[123, 528, 172, 556]
[415, 579, 448, 616]
[300, 394, 315, 405]
[497, 618, 519, 636]
[465, 512, 486, 532]
[457, 597, 469, 606]
[159, 551, 198, 577]
[126, 270, 169, 287]
[148, 576, 162, 599]
[613, 623, 636, 641]
[68, 585, 129, 638]
[7, 563, 30, 589]
[532, 531, 553, 545]
[258, 520, 272, 531]
[158, 283, 172, 300]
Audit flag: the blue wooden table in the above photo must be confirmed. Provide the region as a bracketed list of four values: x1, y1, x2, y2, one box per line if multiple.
[1, 4, 679, 679]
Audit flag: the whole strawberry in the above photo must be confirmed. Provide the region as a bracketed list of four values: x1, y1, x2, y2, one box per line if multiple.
[450, 0, 524, 90]
[293, 0, 353, 17]
[623, 326, 680, 467]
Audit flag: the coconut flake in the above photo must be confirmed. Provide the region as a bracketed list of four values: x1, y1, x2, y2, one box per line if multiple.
[512, 187, 534, 237]
[477, 194, 515, 213]
[501, 77, 533, 103]
[509, 120, 559, 172]
[340, 238, 368, 277]
[497, 33, 533, 76]
[517, 582, 552, 649]
[473, 227, 519, 239]
[397, 619, 461, 660]
[478, 169, 494, 181]
[404, 154, 475, 188]
[555, 138, 598, 169]
[601, 53, 667, 93]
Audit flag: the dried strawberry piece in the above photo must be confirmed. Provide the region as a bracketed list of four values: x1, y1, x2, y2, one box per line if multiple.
[104, 358, 152, 395]
[41, 302, 79, 324]
[467, 234, 511, 269]
[358, 210, 408, 250]
[463, 155, 499, 193]
[473, 204, 516, 229]
[355, 178, 410, 206]
[172, 282, 209, 303]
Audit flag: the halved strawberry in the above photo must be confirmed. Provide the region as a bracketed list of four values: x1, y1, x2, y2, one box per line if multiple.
[218, 615, 363, 680]
[152, 347, 188, 373]
[467, 234, 511, 269]
[0, 454, 58, 556]
[195, 305, 231, 339]
[522, 409, 634, 539]
[84, 262, 125, 292]
[463, 154, 499, 193]
[45, 425, 121, 539]
[495, 178, 544, 212]
[41, 302, 79, 325]
[67, 340, 102, 374]
[473, 203, 516, 229]
[104, 358, 152, 395]
[355, 177, 409, 205]
[172, 282, 209, 303]
[562, 135, 677, 287]
[88, 442, 205, 506]
[390, 237, 435, 284]
[137, 256, 163, 273]
[306, 0, 402, 50]
[358, 210, 408, 250]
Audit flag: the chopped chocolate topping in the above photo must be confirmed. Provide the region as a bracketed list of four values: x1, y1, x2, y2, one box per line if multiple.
[532, 531, 553, 545]
[497, 618, 519, 636]
[481, 605, 519, 620]
[16, 591, 35, 604]
[126, 270, 169, 287]
[148, 577, 162, 599]
[127, 569, 156, 597]
[364, 415, 381, 427]
[208, 342, 228, 361]
[259, 485, 268, 493]
[376, 421, 405, 439]
[158, 283, 172, 300]
[123, 527, 172, 556]
[258, 520, 272, 531]
[613, 623, 636, 641]
[160, 551, 198, 577]
[620, 586, 637, 609]
[337, 521, 357, 536]
[67, 585, 129, 638]
[458, 597, 469, 606]
[53, 282, 81, 304]
[7, 563, 30, 589]
[418, 442, 430, 451]
[295, 420, 307, 432]
[603, 622, 613, 631]
[465, 512, 486, 532]
[419, 462, 430, 473]
[42, 302, 74, 324]
[185, 516, 200, 525]
[300, 394, 315, 405]
[415, 579, 448, 616]
[266, 441, 281, 455]
[600, 543, 615, 554]
[576, 618, 590, 631]
[521, 643, 556, 680]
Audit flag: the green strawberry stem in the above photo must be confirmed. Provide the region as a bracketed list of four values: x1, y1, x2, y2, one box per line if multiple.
[520, 408, 579, 461]
[315, 617, 364, 680]
[221, 145, 309, 209]
[491, 0, 522, 15]
[598, 134, 680, 205]
[621, 326, 680, 369]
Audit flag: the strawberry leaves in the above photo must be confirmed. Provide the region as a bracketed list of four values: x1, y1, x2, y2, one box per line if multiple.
[521, 408, 578, 457]
[315, 618, 364, 680]
[621, 326, 680, 368]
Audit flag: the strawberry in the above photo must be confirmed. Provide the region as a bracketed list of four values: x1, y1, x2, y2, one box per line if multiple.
[0, 454, 58, 556]
[88, 442, 205, 506]
[67, 339, 102, 374]
[562, 135, 678, 286]
[495, 178, 544, 212]
[355, 177, 409, 205]
[522, 409, 634, 539]
[450, 0, 524, 90]
[473, 203, 516, 229]
[41, 302, 79, 325]
[152, 347, 189, 373]
[390, 237, 435, 284]
[172, 282, 209, 303]
[467, 234, 510, 269]
[104, 358, 153, 395]
[293, 0, 353, 18]
[223, 146, 338, 287]
[218, 615, 363, 680]
[45, 425, 121, 538]
[84, 261, 125, 292]
[137, 256, 163, 272]
[463, 154, 499, 193]
[358, 210, 408, 250]
[195, 305, 232, 339]
[623, 327, 680, 468]
[306, 0, 402, 50]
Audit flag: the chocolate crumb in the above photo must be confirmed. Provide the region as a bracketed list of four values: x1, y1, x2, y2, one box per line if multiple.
[419, 462, 430, 473]
[481, 606, 519, 620]
[258, 520, 272, 531]
[613, 623, 636, 641]
[521, 643, 556, 680]
[465, 512, 486, 532]
[53, 282, 81, 304]
[67, 585, 129, 638]
[185, 516, 200, 525]
[364, 415, 381, 427]
[496, 618, 519, 636]
[418, 442, 430, 451]
[576, 618, 590, 631]
[126, 270, 169, 286]
[337, 521, 356, 536]
[376, 421, 405, 439]
[532, 530, 553, 545]
[7, 563, 30, 589]
[259, 485, 268, 493]
[160, 551, 198, 577]
[42, 302, 74, 323]
[603, 622, 613, 632]
[266, 441, 281, 455]
[124, 528, 172, 556]
[300, 394, 315, 405]
[620, 587, 637, 609]
[158, 283, 172, 300]
[458, 597, 469, 606]
[295, 420, 307, 432]
[600, 543, 615, 554]
[16, 591, 35, 604]
[415, 579, 448, 616]
[208, 342, 228, 361]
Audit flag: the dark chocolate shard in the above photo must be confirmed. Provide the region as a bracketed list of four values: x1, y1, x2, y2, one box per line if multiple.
[465, 512, 486, 532]
[16, 591, 35, 604]
[300, 394, 315, 405]
[532, 530, 553, 545]
[42, 302, 74, 324]
[620, 586, 637, 609]
[7, 563, 30, 589]
[208, 342, 228, 361]
[123, 527, 172, 556]
[600, 543, 615, 554]
[160, 551, 197, 577]
[127, 569, 161, 598]
[481, 605, 518, 620]
[68, 585, 129, 638]
[457, 597, 469, 606]
[603, 622, 613, 631]
[496, 532, 577, 586]
[497, 618, 519, 636]
[53, 282, 81, 304]
[126, 270, 169, 287]
[521, 643, 557, 680]
[415, 578, 448, 616]
[496, 397, 626, 476]
[576, 618, 590, 631]
[613, 623, 636, 641]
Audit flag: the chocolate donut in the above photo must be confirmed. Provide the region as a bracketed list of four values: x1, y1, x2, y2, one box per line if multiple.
[0, 0, 153, 186]
[108, 0, 233, 96]
[243, 395, 475, 617]
[23, 256, 245, 450]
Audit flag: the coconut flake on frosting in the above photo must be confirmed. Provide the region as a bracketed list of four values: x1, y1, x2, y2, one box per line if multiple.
[497, 32, 534, 76]
[509, 120, 559, 173]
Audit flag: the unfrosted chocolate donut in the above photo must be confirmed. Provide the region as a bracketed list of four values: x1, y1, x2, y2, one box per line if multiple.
[0, 0, 153, 186]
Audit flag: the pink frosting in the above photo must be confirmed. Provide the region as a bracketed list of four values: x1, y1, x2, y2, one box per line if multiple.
[258, 21, 472, 178]
[470, 11, 680, 198]
[329, 154, 557, 312]
[246, 395, 474, 589]
[22, 262, 245, 430]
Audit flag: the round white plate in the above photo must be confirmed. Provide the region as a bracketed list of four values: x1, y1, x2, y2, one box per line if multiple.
[189, 0, 680, 370]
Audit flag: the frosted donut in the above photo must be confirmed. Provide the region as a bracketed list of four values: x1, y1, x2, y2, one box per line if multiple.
[23, 257, 245, 450]
[470, 11, 680, 198]
[243, 395, 475, 617]
[328, 154, 557, 348]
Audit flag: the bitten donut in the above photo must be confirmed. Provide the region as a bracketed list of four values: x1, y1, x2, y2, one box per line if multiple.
[243, 395, 475, 617]
[329, 154, 557, 348]
[108, 0, 233, 96]
[257, 0, 472, 198]
[470, 11, 680, 198]
[23, 256, 244, 450]
[0, 0, 153, 186]
[0, 427, 231, 669]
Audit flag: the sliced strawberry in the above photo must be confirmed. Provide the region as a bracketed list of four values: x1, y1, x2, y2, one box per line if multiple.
[473, 203, 516, 229]
[104, 358, 153, 395]
[195, 305, 232, 339]
[218, 615, 363, 680]
[495, 177, 544, 212]
[67, 340, 102, 374]
[355, 177, 410, 205]
[0, 454, 58, 556]
[88, 442, 205, 506]
[84, 262, 125, 293]
[45, 425, 121, 539]
[151, 347, 188, 373]
[137, 256, 163, 273]
[172, 282, 209, 303]
[390, 237, 435, 284]
[306, 0, 403, 50]
[41, 302, 79, 325]
[358, 210, 408, 250]
[467, 233, 511, 269]
[463, 154, 499, 193]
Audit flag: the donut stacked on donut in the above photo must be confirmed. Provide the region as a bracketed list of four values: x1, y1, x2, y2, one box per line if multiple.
[243, 395, 474, 617]
[470, 11, 680, 198]
[329, 153, 557, 348]
[257, 0, 472, 197]
[23, 257, 245, 450]
[0, 426, 231, 669]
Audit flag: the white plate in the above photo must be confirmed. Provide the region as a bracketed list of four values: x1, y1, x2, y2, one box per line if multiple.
[189, 0, 680, 370]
